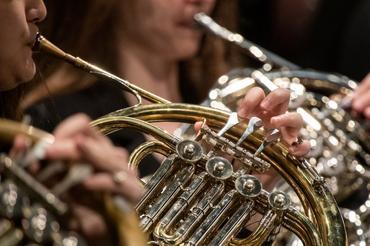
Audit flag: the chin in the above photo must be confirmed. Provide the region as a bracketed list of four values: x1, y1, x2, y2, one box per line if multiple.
[176, 43, 200, 60]
[11, 62, 36, 89]
[22, 58, 37, 81]
[0, 58, 35, 91]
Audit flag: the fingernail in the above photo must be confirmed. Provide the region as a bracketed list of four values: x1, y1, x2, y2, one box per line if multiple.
[270, 115, 279, 121]
[270, 115, 282, 124]
[261, 100, 273, 110]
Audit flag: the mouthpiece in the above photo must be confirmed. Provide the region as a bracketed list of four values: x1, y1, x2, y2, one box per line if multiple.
[32, 33, 43, 52]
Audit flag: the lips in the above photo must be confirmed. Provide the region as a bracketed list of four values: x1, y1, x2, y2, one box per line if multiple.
[27, 36, 37, 48]
[178, 10, 210, 30]
[177, 19, 201, 30]
[26, 28, 40, 49]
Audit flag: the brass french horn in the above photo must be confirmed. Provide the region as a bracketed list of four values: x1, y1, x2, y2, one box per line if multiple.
[0, 118, 147, 245]
[195, 12, 369, 245]
[31, 35, 347, 245]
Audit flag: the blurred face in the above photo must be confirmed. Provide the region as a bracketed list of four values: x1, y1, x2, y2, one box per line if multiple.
[0, 0, 47, 91]
[119, 0, 216, 61]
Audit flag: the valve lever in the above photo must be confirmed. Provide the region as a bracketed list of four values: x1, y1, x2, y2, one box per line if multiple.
[254, 129, 281, 156]
[236, 117, 263, 146]
[217, 112, 239, 137]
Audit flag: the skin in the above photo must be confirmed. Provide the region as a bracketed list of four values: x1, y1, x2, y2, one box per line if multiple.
[2, 1, 143, 239]
[237, 87, 310, 156]
[46, 114, 144, 203]
[116, 0, 308, 156]
[0, 0, 46, 90]
[117, 0, 216, 104]
[352, 73, 370, 119]
[1, 0, 143, 205]
[45, 91, 307, 240]
[6, 0, 309, 240]
[118, 0, 216, 61]
[11, 114, 144, 241]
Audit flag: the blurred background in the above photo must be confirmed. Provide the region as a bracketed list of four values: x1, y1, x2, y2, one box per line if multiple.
[239, 0, 370, 81]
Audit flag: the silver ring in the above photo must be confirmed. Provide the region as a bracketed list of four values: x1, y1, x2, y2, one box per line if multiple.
[112, 170, 128, 185]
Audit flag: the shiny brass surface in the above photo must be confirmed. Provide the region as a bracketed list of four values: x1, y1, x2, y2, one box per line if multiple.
[206, 67, 369, 245]
[0, 121, 146, 245]
[194, 12, 300, 71]
[0, 118, 53, 145]
[35, 35, 347, 245]
[207, 68, 369, 199]
[196, 12, 369, 244]
[34, 35, 169, 106]
[0, 121, 64, 243]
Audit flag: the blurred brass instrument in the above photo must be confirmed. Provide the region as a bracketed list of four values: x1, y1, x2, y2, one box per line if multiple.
[33, 35, 347, 245]
[0, 119, 146, 245]
[195, 12, 370, 245]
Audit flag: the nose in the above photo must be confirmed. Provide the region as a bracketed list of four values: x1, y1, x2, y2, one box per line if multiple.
[26, 0, 47, 23]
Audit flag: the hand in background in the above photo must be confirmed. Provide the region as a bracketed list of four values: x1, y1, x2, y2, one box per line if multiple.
[352, 73, 370, 119]
[46, 113, 144, 204]
[238, 87, 310, 156]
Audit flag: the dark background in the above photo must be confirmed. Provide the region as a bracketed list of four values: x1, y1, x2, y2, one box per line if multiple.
[239, 0, 370, 81]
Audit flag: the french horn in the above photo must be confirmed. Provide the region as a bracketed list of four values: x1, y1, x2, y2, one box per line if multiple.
[31, 35, 347, 245]
[195, 12, 370, 245]
[0, 119, 146, 245]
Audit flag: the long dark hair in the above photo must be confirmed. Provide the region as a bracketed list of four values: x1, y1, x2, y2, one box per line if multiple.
[29, 0, 241, 105]
[0, 85, 27, 120]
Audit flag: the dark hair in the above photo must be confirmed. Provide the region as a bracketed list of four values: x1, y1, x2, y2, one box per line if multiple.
[31, 0, 240, 104]
[0, 85, 27, 120]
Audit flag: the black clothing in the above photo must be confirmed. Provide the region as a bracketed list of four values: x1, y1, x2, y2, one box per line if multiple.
[239, 0, 370, 81]
[27, 81, 160, 177]
[298, 0, 370, 81]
